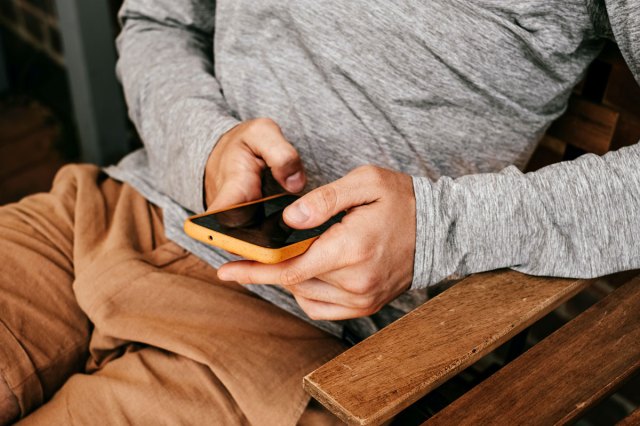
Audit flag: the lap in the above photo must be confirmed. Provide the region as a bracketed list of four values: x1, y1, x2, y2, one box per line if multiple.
[18, 346, 249, 425]
[0, 164, 345, 425]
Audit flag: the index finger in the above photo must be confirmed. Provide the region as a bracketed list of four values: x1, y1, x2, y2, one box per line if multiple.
[217, 228, 353, 286]
[244, 118, 306, 192]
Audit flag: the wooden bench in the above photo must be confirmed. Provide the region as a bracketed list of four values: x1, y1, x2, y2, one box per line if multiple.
[427, 275, 640, 425]
[304, 43, 640, 425]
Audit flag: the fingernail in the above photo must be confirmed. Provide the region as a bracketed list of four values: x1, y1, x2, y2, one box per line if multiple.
[285, 171, 304, 191]
[285, 201, 310, 224]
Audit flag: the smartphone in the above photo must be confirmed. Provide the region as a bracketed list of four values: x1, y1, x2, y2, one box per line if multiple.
[184, 194, 345, 264]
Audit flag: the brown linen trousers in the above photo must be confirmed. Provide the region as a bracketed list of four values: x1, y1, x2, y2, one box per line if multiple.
[0, 164, 345, 425]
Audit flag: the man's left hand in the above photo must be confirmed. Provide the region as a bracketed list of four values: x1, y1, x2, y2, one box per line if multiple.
[217, 165, 417, 320]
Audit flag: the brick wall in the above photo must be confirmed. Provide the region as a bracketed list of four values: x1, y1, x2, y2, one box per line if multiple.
[0, 0, 62, 64]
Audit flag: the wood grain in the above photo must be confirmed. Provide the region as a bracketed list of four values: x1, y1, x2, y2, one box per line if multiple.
[617, 408, 640, 426]
[611, 112, 640, 151]
[427, 275, 640, 426]
[303, 271, 592, 425]
[546, 97, 619, 155]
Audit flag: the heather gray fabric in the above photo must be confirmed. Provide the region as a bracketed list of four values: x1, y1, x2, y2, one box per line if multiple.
[110, 0, 640, 339]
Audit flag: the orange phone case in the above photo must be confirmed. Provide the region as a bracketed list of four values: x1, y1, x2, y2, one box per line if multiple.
[183, 194, 316, 264]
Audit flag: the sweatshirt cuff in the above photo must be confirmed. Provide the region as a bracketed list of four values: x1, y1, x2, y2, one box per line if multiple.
[410, 176, 438, 290]
[410, 167, 541, 291]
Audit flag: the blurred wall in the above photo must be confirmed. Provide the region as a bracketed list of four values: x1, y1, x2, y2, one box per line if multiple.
[0, 0, 63, 65]
[0, 0, 135, 167]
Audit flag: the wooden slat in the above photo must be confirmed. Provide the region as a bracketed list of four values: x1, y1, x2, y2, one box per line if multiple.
[611, 113, 640, 151]
[617, 408, 640, 426]
[547, 97, 619, 155]
[603, 61, 640, 119]
[526, 135, 566, 172]
[427, 275, 640, 426]
[603, 61, 640, 151]
[303, 271, 592, 425]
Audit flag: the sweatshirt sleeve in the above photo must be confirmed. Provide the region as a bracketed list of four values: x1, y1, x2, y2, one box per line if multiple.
[116, 0, 240, 213]
[411, 0, 640, 289]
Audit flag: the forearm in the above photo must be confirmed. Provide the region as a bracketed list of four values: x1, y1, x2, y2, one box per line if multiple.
[116, 1, 238, 212]
[411, 143, 640, 289]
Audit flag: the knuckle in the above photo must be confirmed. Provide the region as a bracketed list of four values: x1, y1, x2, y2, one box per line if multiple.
[363, 304, 383, 316]
[351, 239, 374, 264]
[285, 144, 300, 159]
[251, 117, 277, 128]
[347, 276, 376, 295]
[247, 117, 279, 136]
[247, 270, 266, 286]
[354, 295, 377, 310]
[354, 164, 372, 175]
[240, 271, 255, 285]
[355, 164, 378, 177]
[355, 164, 386, 186]
[276, 145, 299, 166]
[316, 185, 338, 215]
[342, 236, 375, 265]
[291, 283, 313, 300]
[288, 284, 301, 296]
[281, 267, 304, 286]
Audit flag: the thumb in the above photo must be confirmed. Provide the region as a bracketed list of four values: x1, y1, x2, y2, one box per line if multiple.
[283, 166, 382, 229]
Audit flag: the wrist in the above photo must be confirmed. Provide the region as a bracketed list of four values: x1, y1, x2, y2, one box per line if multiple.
[202, 120, 241, 210]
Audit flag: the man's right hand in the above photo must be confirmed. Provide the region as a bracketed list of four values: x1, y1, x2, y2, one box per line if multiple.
[204, 118, 306, 211]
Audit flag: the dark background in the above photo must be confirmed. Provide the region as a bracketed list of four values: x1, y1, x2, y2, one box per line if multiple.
[0, 0, 133, 204]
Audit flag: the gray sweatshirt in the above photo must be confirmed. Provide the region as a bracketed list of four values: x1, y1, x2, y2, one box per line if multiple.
[109, 0, 640, 339]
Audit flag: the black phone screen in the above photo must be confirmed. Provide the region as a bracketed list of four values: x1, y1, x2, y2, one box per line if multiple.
[191, 195, 345, 248]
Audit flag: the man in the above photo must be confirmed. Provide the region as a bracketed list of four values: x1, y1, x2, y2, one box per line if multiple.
[1, 0, 638, 424]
